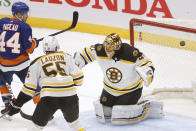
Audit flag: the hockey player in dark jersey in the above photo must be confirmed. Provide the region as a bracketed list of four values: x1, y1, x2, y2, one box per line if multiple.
[74, 33, 164, 125]
[5, 36, 85, 131]
[0, 2, 39, 114]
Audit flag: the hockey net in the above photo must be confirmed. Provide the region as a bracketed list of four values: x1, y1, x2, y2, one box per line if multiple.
[129, 18, 196, 102]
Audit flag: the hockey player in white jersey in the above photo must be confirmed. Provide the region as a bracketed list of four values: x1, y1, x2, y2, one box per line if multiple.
[5, 36, 86, 131]
[74, 33, 163, 125]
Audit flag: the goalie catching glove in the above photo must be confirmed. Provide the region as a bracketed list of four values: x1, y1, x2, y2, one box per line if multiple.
[136, 66, 154, 87]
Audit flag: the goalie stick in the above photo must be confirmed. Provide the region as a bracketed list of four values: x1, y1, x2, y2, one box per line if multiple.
[37, 11, 79, 42]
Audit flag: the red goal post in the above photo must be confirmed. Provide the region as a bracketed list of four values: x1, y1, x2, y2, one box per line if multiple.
[129, 18, 196, 51]
[129, 18, 196, 102]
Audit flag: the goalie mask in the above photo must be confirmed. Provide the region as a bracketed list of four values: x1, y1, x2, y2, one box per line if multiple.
[42, 36, 60, 53]
[103, 33, 122, 58]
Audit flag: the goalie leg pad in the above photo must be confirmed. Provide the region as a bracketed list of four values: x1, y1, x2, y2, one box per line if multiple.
[111, 104, 150, 125]
[147, 100, 164, 118]
[68, 119, 86, 131]
[93, 100, 112, 123]
[111, 100, 164, 125]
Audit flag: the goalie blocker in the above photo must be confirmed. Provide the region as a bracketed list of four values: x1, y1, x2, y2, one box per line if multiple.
[94, 99, 163, 125]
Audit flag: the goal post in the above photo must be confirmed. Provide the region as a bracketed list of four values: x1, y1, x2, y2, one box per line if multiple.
[129, 18, 196, 51]
[129, 18, 196, 101]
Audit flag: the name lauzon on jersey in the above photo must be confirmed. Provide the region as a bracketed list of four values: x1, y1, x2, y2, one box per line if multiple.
[41, 54, 65, 65]
[3, 23, 19, 31]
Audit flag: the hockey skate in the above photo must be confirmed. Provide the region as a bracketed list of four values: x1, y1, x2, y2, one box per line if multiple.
[0, 103, 12, 121]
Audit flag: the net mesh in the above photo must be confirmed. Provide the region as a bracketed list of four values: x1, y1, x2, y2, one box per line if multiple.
[130, 18, 196, 100]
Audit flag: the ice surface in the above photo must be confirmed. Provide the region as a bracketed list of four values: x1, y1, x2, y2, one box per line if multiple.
[0, 28, 196, 131]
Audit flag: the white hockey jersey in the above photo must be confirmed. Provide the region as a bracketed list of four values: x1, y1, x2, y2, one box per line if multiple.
[75, 43, 154, 96]
[22, 52, 84, 98]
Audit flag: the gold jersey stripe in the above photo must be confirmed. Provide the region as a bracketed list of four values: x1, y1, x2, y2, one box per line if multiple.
[104, 81, 143, 94]
[72, 72, 84, 78]
[104, 78, 142, 90]
[145, 61, 153, 67]
[104, 80, 143, 94]
[137, 59, 151, 67]
[41, 87, 76, 92]
[98, 56, 111, 60]
[22, 87, 35, 96]
[104, 85, 132, 94]
[25, 83, 37, 89]
[119, 59, 134, 64]
[74, 79, 84, 85]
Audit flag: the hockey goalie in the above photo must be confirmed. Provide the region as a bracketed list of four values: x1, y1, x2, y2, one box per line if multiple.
[74, 33, 164, 125]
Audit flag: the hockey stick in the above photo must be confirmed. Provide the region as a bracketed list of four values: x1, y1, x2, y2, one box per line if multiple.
[14, 12, 78, 119]
[0, 111, 9, 119]
[20, 110, 54, 121]
[0, 70, 32, 121]
[37, 11, 79, 42]
[20, 110, 32, 120]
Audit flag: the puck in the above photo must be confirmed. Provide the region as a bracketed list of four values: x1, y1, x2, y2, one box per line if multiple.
[180, 41, 185, 46]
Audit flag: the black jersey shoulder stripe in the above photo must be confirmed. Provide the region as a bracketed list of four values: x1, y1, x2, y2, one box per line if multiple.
[42, 84, 75, 89]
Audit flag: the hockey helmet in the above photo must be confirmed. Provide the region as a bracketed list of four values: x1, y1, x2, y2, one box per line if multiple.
[42, 36, 60, 53]
[103, 33, 122, 57]
[12, 2, 29, 16]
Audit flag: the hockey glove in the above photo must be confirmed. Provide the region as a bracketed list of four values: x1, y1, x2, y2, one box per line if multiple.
[7, 98, 23, 116]
[74, 51, 86, 69]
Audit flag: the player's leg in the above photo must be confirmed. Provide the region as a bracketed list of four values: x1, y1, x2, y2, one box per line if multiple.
[30, 97, 57, 130]
[0, 71, 14, 112]
[16, 67, 42, 105]
[15, 66, 29, 84]
[93, 89, 116, 123]
[93, 99, 112, 123]
[60, 95, 85, 131]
